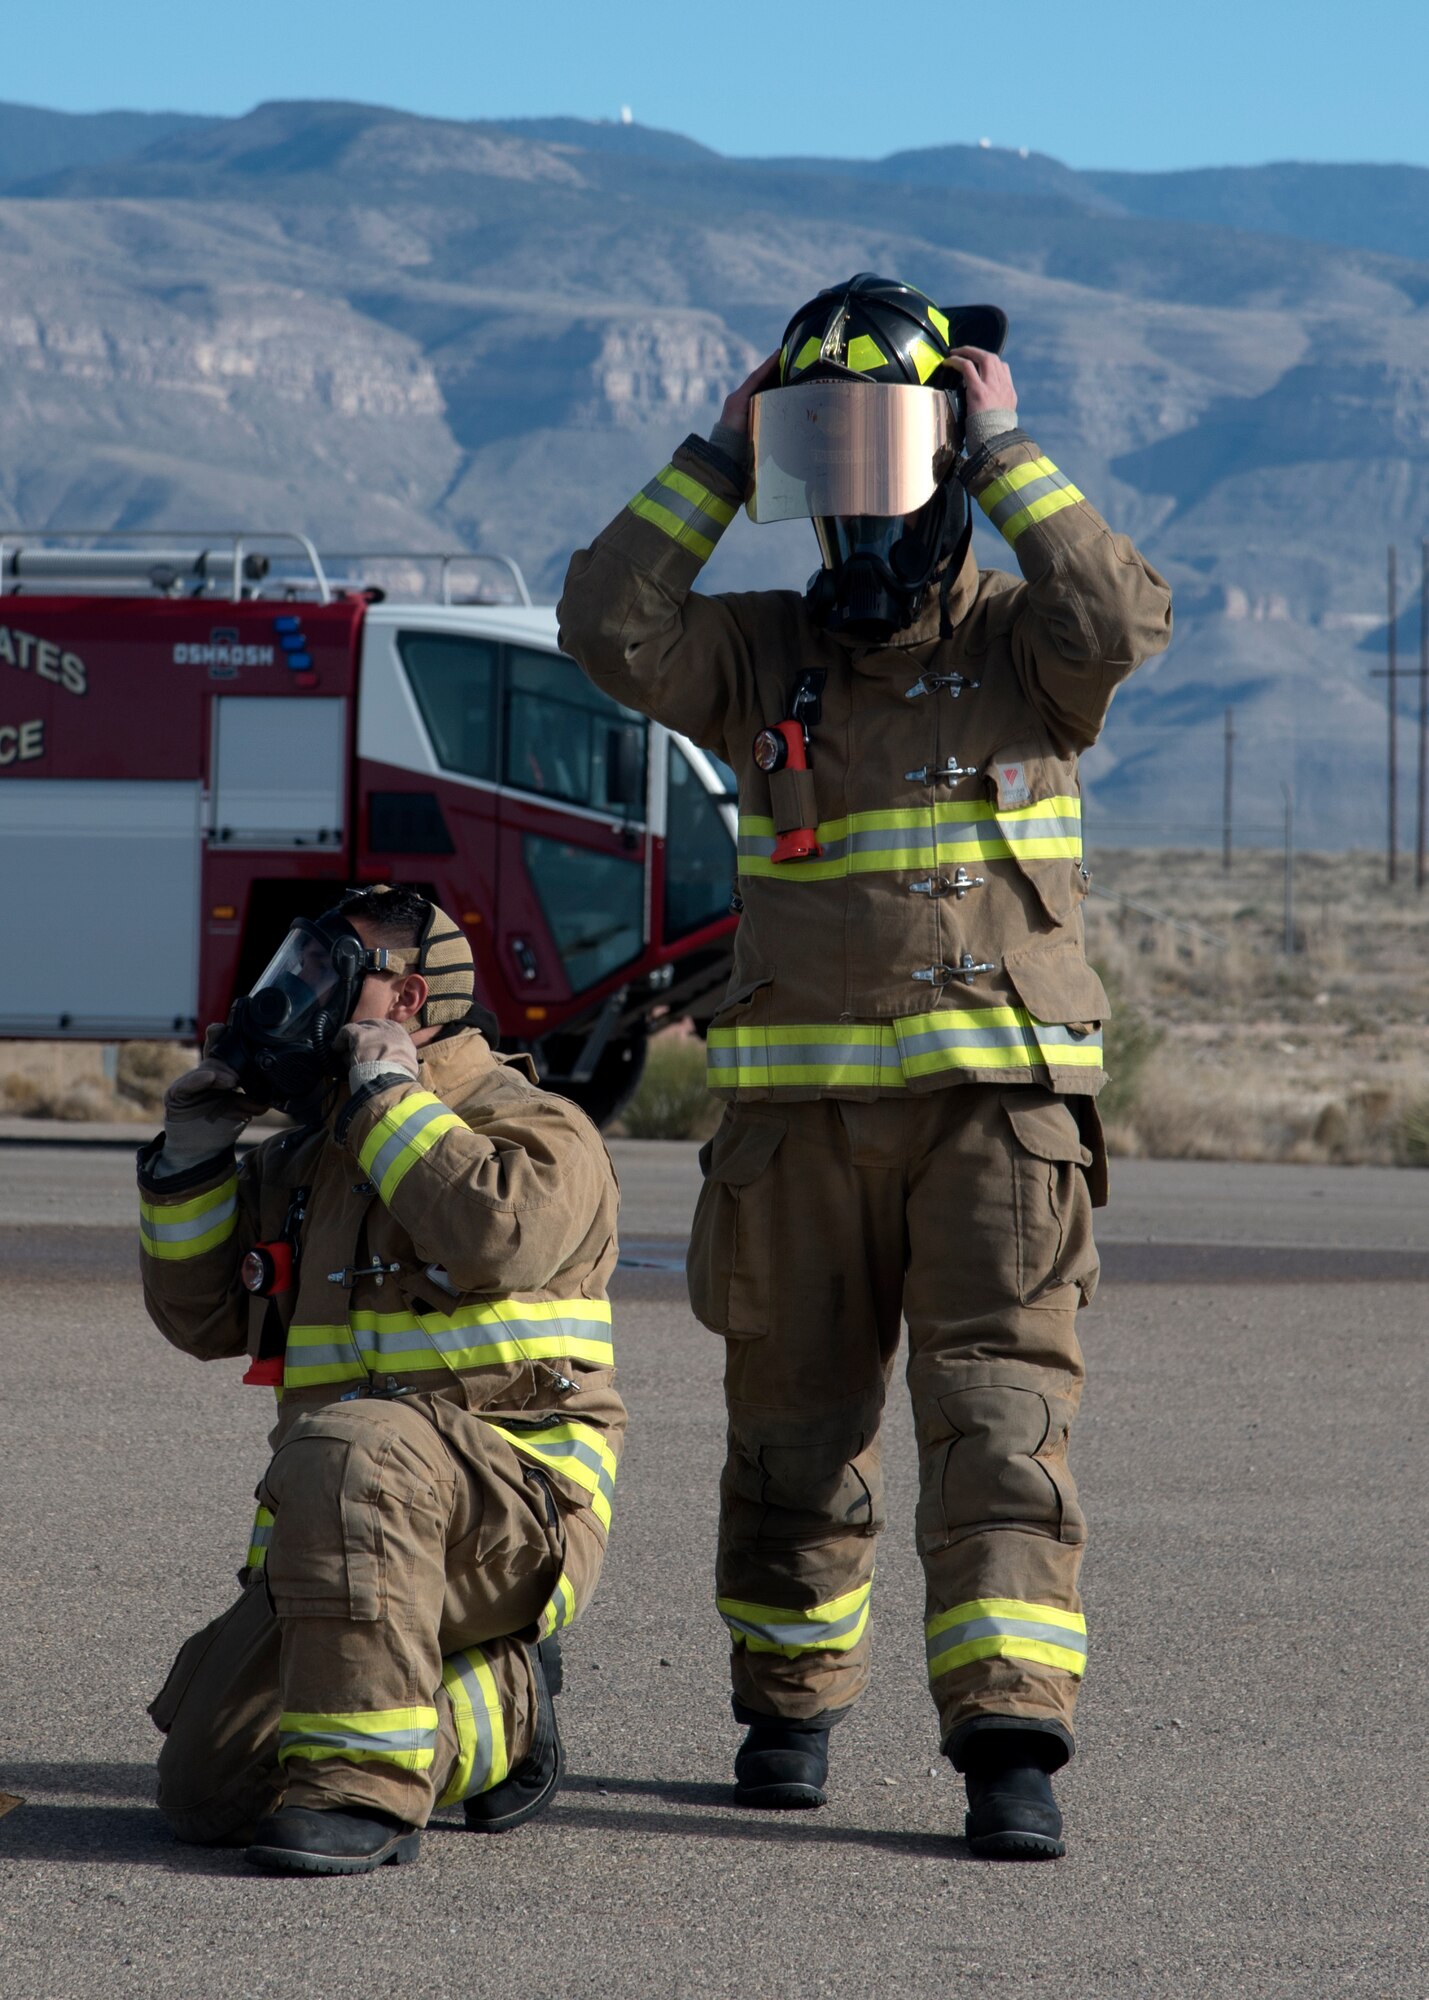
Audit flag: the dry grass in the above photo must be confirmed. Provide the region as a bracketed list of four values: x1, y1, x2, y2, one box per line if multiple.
[0, 1039, 192, 1123]
[1085, 847, 1429, 1167]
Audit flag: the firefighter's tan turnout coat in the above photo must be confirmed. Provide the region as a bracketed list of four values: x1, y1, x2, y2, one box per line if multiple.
[559, 424, 1170, 1759]
[139, 1027, 622, 1835]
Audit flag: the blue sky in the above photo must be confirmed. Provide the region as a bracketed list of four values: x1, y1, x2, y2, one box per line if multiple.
[6, 0, 1426, 172]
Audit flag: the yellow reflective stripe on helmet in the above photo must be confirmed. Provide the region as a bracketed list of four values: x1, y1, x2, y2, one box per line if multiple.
[845, 334, 887, 373]
[927, 304, 951, 343]
[485, 1418, 618, 1529]
[357, 1090, 465, 1204]
[926, 1597, 1087, 1680]
[977, 455, 1085, 548]
[718, 1577, 872, 1657]
[790, 334, 823, 375]
[738, 797, 1083, 879]
[281, 1298, 614, 1389]
[626, 464, 736, 562]
[139, 1173, 238, 1261]
[435, 1647, 508, 1804]
[537, 1570, 579, 1638]
[278, 1706, 438, 1769]
[910, 337, 944, 384]
[245, 1503, 274, 1572]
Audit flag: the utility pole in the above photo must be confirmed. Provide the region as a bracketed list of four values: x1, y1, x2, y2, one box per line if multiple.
[1222, 706, 1234, 873]
[1282, 784, 1296, 955]
[1388, 545, 1399, 884]
[1419, 541, 1428, 892]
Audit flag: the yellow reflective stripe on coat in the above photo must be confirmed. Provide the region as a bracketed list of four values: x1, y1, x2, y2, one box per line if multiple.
[537, 1570, 579, 1639]
[485, 1418, 618, 1530]
[977, 456, 1084, 547]
[245, 1504, 274, 1572]
[926, 1597, 1087, 1680]
[280, 1298, 613, 1389]
[718, 1577, 872, 1657]
[435, 1647, 509, 1804]
[626, 463, 736, 561]
[707, 1011, 1102, 1091]
[357, 1091, 464, 1204]
[738, 796, 1082, 881]
[138, 1174, 238, 1261]
[278, 1705, 439, 1770]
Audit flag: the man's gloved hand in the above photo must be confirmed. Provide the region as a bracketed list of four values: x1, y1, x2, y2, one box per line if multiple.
[159, 1058, 254, 1173]
[334, 1018, 421, 1099]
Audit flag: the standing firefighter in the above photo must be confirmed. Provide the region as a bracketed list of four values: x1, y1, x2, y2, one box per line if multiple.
[139, 886, 623, 1874]
[559, 274, 1171, 1859]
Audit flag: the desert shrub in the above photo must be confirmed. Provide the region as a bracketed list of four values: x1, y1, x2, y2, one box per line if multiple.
[1096, 998, 1164, 1122]
[620, 1033, 719, 1142]
[116, 1041, 192, 1112]
[1392, 1096, 1429, 1168]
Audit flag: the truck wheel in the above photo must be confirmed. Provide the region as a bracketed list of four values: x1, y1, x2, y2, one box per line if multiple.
[554, 1033, 648, 1130]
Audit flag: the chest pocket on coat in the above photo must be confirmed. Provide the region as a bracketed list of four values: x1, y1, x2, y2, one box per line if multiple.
[982, 742, 1084, 925]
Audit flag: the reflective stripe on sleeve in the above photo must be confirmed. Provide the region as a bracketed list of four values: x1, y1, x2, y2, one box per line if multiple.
[245, 1504, 274, 1572]
[626, 464, 736, 561]
[718, 1577, 872, 1658]
[357, 1091, 464, 1204]
[485, 1418, 618, 1530]
[976, 456, 1084, 547]
[536, 1571, 578, 1639]
[278, 1705, 439, 1770]
[925, 1597, 1087, 1680]
[281, 1299, 614, 1390]
[139, 1174, 238, 1261]
[435, 1647, 509, 1804]
[737, 796, 1082, 881]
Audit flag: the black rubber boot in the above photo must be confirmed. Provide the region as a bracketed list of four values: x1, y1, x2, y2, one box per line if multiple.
[245, 1805, 420, 1875]
[464, 1641, 564, 1833]
[733, 1717, 831, 1810]
[961, 1731, 1066, 1860]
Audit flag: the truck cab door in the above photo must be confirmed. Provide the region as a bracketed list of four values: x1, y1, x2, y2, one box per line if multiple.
[494, 644, 649, 1010]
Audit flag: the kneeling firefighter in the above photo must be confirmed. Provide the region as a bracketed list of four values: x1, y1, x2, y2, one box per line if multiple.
[139, 885, 623, 1874]
[559, 274, 1171, 1858]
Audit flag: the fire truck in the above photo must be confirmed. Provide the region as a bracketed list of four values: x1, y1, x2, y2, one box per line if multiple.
[0, 531, 739, 1125]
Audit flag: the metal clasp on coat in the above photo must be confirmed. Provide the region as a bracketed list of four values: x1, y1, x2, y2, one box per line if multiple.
[905, 672, 979, 700]
[905, 757, 978, 786]
[909, 866, 986, 899]
[327, 1259, 402, 1288]
[911, 952, 998, 987]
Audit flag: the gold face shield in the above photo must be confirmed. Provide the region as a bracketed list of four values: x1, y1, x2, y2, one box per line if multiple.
[746, 381, 957, 524]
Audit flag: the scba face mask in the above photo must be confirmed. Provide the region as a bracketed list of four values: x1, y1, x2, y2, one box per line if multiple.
[806, 480, 971, 641]
[210, 913, 394, 1111]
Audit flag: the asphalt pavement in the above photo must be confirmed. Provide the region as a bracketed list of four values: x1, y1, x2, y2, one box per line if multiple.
[0, 1141, 1425, 1999]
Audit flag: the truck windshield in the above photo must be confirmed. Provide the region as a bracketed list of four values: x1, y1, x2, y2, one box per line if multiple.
[505, 647, 647, 817]
[664, 743, 737, 939]
[396, 633, 499, 782]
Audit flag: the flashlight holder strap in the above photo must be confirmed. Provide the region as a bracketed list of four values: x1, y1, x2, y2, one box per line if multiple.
[768, 722, 822, 864]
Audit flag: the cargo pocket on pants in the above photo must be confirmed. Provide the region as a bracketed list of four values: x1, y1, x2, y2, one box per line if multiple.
[1003, 1092, 1100, 1307]
[686, 1110, 787, 1336]
[148, 1596, 248, 1735]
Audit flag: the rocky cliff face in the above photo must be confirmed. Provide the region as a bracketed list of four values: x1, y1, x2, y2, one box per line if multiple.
[1, 101, 1426, 847]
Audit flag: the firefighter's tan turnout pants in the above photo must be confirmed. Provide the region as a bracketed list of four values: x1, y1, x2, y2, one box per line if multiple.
[150, 1395, 563, 1841]
[687, 1085, 1100, 1760]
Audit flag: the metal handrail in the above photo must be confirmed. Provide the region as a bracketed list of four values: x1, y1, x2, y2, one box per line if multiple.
[0, 528, 332, 604]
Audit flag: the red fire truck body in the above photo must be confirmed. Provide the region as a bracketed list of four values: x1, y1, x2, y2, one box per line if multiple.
[0, 537, 738, 1122]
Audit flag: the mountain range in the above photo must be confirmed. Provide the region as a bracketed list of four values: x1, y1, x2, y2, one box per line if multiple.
[3, 97, 1427, 849]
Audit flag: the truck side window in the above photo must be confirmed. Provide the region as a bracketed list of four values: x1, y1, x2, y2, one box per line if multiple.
[397, 633, 499, 782]
[664, 744, 737, 940]
[505, 646, 646, 817]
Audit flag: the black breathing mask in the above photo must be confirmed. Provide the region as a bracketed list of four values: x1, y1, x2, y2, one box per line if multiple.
[208, 913, 393, 1112]
[807, 478, 970, 641]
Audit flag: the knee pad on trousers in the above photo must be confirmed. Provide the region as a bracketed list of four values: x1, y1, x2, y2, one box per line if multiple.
[722, 1429, 877, 1546]
[921, 1384, 1084, 1547]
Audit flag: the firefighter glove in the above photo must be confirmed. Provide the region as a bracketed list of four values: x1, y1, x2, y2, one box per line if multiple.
[160, 1059, 254, 1170]
[334, 1018, 421, 1097]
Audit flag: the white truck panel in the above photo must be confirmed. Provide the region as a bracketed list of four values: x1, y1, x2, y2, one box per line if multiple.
[0, 779, 201, 1036]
